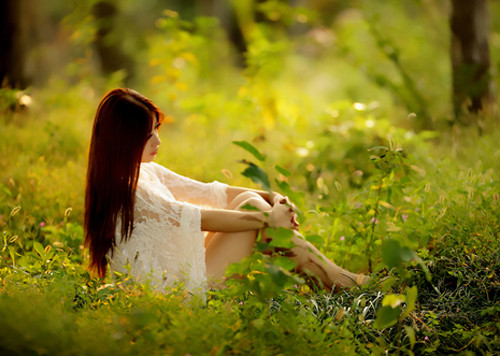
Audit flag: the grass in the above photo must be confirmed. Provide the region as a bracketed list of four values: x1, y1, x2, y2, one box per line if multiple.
[1, 82, 498, 355]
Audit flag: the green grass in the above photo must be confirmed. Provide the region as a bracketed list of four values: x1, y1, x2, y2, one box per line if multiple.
[1, 2, 499, 354]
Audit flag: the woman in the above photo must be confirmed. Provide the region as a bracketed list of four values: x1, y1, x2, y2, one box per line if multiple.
[84, 88, 368, 295]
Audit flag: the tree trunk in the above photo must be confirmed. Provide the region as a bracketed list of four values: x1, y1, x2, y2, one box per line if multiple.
[198, 0, 247, 66]
[450, 0, 493, 123]
[92, 1, 134, 83]
[0, 0, 29, 88]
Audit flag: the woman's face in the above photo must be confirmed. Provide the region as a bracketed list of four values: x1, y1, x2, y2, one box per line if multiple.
[141, 120, 161, 163]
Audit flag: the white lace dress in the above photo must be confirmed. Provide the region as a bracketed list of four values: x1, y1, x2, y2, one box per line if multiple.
[109, 162, 228, 294]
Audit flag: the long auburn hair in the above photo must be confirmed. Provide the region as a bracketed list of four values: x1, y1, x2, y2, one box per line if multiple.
[84, 88, 164, 278]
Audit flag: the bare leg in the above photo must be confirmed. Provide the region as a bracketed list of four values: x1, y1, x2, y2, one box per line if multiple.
[205, 192, 368, 289]
[287, 233, 369, 289]
[205, 192, 266, 285]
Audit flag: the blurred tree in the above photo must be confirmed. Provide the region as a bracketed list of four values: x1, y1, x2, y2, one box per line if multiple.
[450, 0, 494, 123]
[198, 0, 247, 65]
[92, 0, 135, 83]
[0, 0, 29, 88]
[229, 0, 293, 64]
[153, 0, 246, 65]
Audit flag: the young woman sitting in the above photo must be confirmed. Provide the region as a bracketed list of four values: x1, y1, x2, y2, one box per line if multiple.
[84, 88, 369, 295]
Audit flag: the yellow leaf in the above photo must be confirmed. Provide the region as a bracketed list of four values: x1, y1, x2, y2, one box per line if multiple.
[221, 169, 232, 179]
[379, 201, 395, 209]
[10, 206, 21, 217]
[335, 308, 344, 321]
[382, 294, 406, 308]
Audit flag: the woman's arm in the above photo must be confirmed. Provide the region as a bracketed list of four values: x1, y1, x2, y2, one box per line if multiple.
[201, 202, 296, 232]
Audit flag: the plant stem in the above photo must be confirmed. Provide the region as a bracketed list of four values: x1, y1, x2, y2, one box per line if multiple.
[367, 173, 384, 273]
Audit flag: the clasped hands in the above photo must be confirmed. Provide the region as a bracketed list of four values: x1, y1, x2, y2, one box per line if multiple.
[266, 193, 299, 230]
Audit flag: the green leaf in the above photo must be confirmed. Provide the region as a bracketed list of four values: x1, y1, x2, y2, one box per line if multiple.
[256, 241, 271, 252]
[46, 249, 55, 260]
[275, 180, 291, 196]
[374, 305, 401, 329]
[8, 246, 16, 265]
[266, 263, 295, 289]
[382, 239, 414, 268]
[402, 286, 418, 318]
[226, 256, 254, 276]
[233, 141, 266, 161]
[241, 163, 271, 192]
[305, 234, 323, 245]
[413, 254, 432, 282]
[382, 294, 405, 308]
[381, 276, 397, 292]
[275, 180, 305, 208]
[33, 241, 46, 259]
[266, 227, 295, 248]
[1, 185, 12, 197]
[272, 256, 296, 271]
[240, 203, 261, 212]
[275, 165, 291, 177]
[368, 146, 389, 157]
[404, 325, 416, 349]
[457, 270, 464, 287]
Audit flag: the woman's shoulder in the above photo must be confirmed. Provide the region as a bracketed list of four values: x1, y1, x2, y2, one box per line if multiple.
[140, 162, 180, 187]
[141, 161, 171, 175]
[136, 164, 176, 200]
[141, 161, 162, 170]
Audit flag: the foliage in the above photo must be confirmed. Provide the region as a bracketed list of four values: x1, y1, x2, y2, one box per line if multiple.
[1, 1, 499, 355]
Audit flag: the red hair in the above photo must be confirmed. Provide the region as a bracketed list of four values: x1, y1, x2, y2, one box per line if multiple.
[84, 88, 164, 278]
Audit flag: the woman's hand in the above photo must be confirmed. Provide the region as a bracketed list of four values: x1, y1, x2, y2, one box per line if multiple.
[270, 193, 299, 228]
[272, 192, 297, 210]
[271, 192, 286, 206]
[267, 200, 299, 230]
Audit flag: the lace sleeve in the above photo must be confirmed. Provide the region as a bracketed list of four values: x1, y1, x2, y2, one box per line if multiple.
[144, 162, 228, 208]
[111, 179, 207, 294]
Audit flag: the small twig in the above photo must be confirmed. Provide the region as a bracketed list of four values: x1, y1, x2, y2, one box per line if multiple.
[366, 174, 384, 273]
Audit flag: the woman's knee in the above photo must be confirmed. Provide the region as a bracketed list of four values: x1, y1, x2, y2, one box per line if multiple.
[230, 191, 270, 211]
[229, 191, 269, 210]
